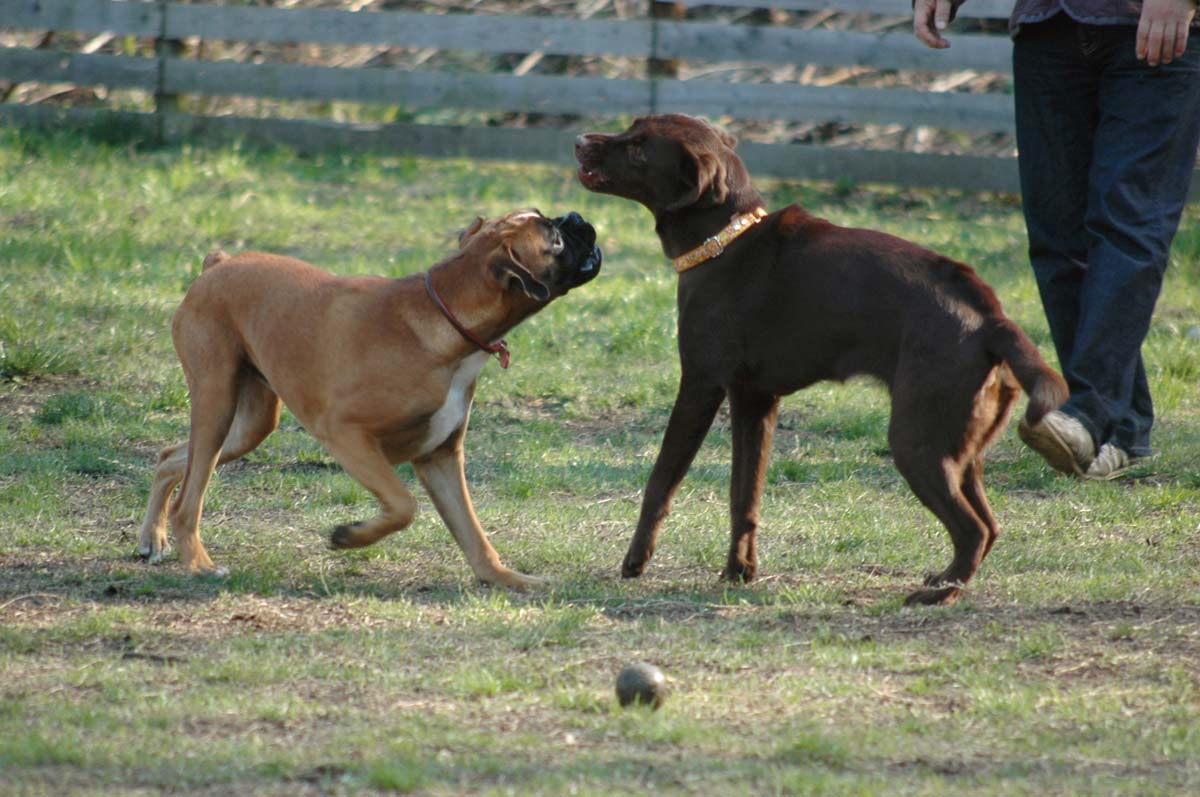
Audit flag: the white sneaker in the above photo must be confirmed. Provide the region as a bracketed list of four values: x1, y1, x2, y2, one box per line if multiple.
[1018, 410, 1095, 477]
[1084, 443, 1136, 481]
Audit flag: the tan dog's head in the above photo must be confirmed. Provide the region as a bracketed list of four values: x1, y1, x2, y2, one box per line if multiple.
[574, 114, 750, 214]
[457, 209, 602, 302]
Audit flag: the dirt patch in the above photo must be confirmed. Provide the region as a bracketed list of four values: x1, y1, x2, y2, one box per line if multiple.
[0, 374, 95, 421]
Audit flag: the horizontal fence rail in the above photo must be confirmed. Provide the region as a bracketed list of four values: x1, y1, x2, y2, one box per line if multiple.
[1, 0, 1195, 196]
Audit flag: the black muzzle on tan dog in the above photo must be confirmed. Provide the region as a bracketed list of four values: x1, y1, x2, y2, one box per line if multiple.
[553, 211, 602, 288]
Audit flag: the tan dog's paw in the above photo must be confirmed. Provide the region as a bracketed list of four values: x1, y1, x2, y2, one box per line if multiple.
[178, 546, 227, 577]
[489, 569, 548, 591]
[137, 538, 170, 564]
[184, 561, 228, 578]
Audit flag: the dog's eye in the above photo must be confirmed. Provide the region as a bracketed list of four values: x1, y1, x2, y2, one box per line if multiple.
[628, 144, 646, 164]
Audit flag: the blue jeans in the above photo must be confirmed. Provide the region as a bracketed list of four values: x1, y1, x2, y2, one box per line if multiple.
[1013, 13, 1200, 457]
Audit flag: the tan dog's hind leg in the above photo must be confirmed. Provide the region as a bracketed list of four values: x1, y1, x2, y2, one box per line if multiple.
[414, 447, 545, 590]
[324, 428, 419, 550]
[138, 442, 187, 562]
[140, 378, 281, 564]
[162, 369, 282, 573]
[169, 374, 237, 574]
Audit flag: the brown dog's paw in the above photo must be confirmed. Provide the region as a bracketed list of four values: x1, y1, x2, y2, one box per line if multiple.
[621, 553, 647, 579]
[922, 570, 952, 587]
[329, 522, 366, 550]
[720, 562, 757, 583]
[904, 584, 964, 606]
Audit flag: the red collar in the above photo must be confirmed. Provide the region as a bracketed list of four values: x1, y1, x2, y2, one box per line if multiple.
[425, 271, 510, 369]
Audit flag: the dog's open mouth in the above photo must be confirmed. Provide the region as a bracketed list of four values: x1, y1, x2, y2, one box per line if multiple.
[577, 165, 609, 191]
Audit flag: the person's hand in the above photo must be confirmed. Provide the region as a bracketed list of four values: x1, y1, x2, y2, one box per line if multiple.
[1137, 0, 1196, 66]
[914, 0, 956, 49]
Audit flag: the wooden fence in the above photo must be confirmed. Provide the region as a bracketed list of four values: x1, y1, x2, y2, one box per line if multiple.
[1, 0, 1192, 195]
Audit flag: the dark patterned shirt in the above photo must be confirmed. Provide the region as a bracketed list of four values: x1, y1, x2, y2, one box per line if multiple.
[1013, 1, 1158, 27]
[941, 1, 1199, 31]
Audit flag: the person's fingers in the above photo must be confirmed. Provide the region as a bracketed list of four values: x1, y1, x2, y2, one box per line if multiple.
[913, 0, 951, 49]
[1138, 0, 1196, 66]
[934, 0, 953, 32]
[1143, 20, 1166, 66]
[1173, 20, 1190, 59]
[1160, 21, 1178, 64]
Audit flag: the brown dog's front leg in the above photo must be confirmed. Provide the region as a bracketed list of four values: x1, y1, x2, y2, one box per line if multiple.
[623, 377, 725, 578]
[725, 385, 779, 582]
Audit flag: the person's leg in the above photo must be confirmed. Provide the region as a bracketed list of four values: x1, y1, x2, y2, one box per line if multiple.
[1012, 14, 1108, 473]
[1013, 14, 1100, 443]
[1072, 24, 1200, 459]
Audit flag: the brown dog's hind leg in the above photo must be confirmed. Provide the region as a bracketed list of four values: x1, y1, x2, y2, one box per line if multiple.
[323, 427, 418, 551]
[913, 369, 1017, 589]
[895, 457, 987, 606]
[723, 385, 780, 582]
[888, 409, 990, 606]
[415, 445, 545, 590]
[962, 372, 1019, 562]
[623, 377, 726, 578]
[959, 458, 1001, 564]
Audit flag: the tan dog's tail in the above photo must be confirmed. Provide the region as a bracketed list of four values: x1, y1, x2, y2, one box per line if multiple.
[202, 250, 230, 271]
[986, 318, 1069, 425]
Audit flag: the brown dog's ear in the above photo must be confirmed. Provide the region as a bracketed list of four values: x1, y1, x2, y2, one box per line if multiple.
[491, 248, 550, 302]
[666, 146, 730, 211]
[458, 216, 486, 247]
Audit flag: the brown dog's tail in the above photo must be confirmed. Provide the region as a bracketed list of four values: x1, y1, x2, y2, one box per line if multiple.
[201, 249, 230, 271]
[986, 318, 1068, 425]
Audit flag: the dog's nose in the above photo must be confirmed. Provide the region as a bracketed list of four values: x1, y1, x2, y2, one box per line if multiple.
[574, 135, 601, 157]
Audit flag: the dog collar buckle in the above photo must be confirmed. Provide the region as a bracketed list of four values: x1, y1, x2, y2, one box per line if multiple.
[701, 236, 724, 260]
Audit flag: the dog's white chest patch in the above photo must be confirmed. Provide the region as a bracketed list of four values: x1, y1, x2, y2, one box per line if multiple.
[418, 351, 490, 456]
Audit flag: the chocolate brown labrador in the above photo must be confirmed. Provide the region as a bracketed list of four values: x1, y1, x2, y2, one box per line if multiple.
[575, 114, 1067, 605]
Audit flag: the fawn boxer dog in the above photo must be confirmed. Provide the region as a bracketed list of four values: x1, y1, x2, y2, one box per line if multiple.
[138, 209, 601, 589]
[575, 114, 1067, 605]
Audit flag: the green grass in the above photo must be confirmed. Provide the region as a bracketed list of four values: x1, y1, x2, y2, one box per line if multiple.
[2, 124, 1199, 796]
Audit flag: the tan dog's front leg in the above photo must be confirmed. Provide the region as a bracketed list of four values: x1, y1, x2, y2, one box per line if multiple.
[323, 429, 418, 549]
[414, 446, 545, 590]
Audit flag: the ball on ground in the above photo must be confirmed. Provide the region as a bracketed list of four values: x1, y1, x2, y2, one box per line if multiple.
[616, 662, 667, 709]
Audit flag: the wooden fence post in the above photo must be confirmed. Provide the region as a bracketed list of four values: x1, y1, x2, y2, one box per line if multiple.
[649, 1, 685, 114]
[154, 0, 183, 144]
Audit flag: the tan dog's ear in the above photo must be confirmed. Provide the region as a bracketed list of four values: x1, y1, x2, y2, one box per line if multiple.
[491, 248, 550, 302]
[458, 216, 486, 247]
[666, 145, 730, 211]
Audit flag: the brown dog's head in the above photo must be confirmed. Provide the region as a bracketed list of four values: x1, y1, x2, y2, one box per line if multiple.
[574, 114, 747, 214]
[457, 209, 602, 302]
